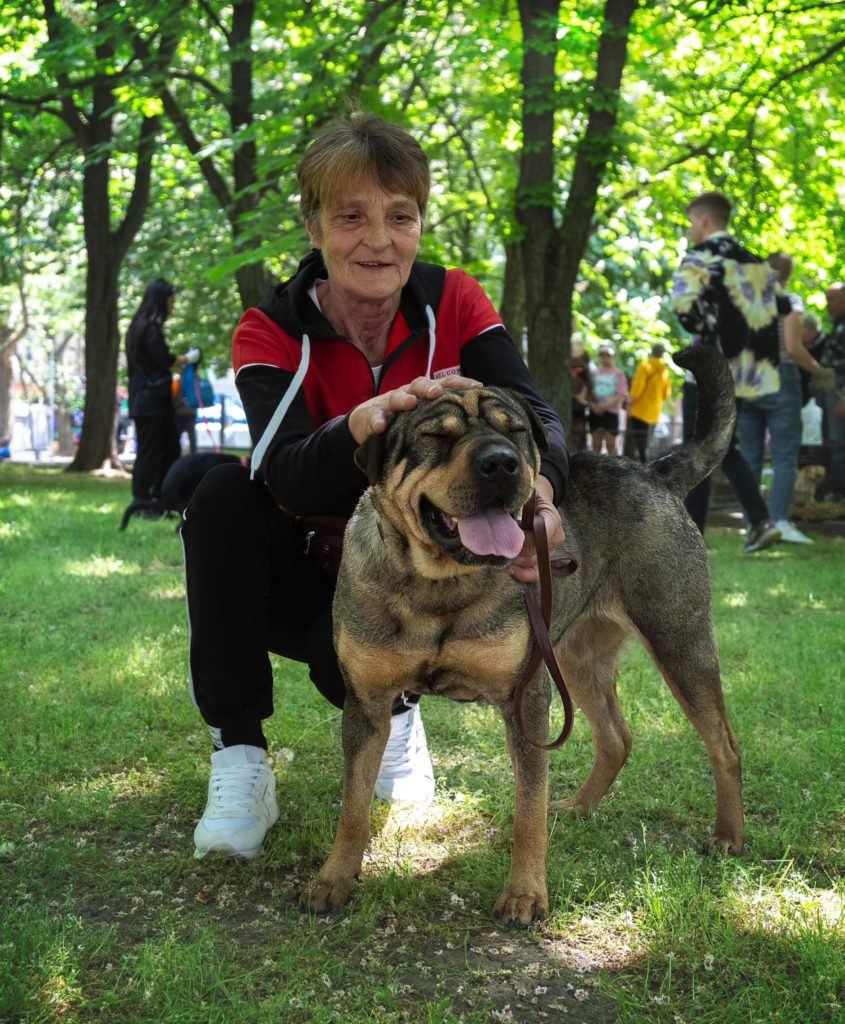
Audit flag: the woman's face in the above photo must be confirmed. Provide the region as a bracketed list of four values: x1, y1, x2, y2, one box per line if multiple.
[307, 180, 422, 304]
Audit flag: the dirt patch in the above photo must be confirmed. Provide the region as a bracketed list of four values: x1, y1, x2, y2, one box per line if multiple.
[382, 921, 623, 1022]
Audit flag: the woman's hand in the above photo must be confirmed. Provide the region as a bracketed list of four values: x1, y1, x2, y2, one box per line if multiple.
[507, 475, 565, 584]
[348, 374, 482, 445]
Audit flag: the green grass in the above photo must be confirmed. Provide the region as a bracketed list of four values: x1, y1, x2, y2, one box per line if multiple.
[1, 464, 843, 1024]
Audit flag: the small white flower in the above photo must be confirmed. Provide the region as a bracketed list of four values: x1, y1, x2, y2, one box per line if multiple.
[534, 985, 548, 995]
[652, 994, 669, 1004]
[574, 988, 588, 1001]
[450, 893, 465, 907]
[703, 953, 714, 971]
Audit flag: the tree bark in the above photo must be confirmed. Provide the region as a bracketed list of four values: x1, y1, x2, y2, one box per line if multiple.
[57, 0, 163, 471]
[499, 240, 527, 351]
[0, 324, 17, 441]
[515, 0, 638, 435]
[515, 0, 568, 426]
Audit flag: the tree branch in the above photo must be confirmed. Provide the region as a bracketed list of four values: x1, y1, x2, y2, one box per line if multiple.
[112, 115, 161, 262]
[131, 34, 233, 215]
[41, 0, 88, 143]
[195, 0, 233, 45]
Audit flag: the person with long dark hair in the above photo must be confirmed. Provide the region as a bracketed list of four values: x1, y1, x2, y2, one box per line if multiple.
[125, 279, 198, 510]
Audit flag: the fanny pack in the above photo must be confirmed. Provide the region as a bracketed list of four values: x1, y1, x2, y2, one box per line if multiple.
[282, 510, 347, 575]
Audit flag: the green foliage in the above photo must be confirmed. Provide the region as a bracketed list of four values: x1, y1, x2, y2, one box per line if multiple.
[2, 0, 845, 386]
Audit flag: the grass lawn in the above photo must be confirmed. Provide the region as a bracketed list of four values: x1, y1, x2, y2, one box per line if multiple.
[1, 463, 843, 1024]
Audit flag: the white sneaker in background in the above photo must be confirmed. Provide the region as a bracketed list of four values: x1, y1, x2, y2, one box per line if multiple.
[194, 744, 279, 859]
[774, 520, 813, 544]
[374, 705, 435, 806]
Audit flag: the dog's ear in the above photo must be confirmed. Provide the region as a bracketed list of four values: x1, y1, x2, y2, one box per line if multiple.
[354, 430, 390, 485]
[509, 393, 549, 452]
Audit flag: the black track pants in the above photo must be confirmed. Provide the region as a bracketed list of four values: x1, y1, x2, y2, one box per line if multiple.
[132, 410, 180, 500]
[180, 463, 342, 748]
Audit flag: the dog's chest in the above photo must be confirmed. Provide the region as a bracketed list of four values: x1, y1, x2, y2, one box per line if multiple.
[337, 598, 531, 703]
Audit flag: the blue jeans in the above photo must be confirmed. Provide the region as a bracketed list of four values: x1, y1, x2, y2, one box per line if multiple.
[819, 388, 845, 495]
[737, 363, 802, 522]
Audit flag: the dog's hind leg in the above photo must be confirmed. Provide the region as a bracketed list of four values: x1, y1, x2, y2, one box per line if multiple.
[497, 673, 551, 927]
[644, 628, 744, 855]
[550, 617, 633, 817]
[300, 689, 391, 913]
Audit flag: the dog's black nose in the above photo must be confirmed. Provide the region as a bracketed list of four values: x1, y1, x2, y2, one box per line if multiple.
[476, 444, 519, 478]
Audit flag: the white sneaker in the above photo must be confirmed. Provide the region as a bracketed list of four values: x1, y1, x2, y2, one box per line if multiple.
[774, 520, 813, 544]
[194, 744, 280, 859]
[374, 705, 435, 806]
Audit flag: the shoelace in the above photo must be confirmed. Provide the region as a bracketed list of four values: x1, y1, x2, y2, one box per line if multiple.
[209, 762, 267, 814]
[379, 715, 423, 775]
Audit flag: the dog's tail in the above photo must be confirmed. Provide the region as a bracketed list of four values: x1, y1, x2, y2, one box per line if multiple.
[648, 345, 736, 498]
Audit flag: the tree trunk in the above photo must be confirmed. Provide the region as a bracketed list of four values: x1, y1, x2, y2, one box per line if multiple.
[234, 260, 275, 310]
[66, 103, 118, 472]
[499, 240, 527, 352]
[516, 0, 638, 435]
[515, 0, 568, 426]
[0, 326, 14, 441]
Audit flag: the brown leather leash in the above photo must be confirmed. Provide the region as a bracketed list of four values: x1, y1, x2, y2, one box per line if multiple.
[513, 498, 579, 750]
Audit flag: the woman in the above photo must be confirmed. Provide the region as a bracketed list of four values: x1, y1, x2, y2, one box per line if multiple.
[125, 279, 197, 506]
[737, 252, 832, 545]
[589, 343, 628, 454]
[183, 113, 569, 861]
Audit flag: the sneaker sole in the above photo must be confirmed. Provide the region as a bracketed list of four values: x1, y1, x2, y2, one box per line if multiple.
[193, 803, 280, 860]
[194, 842, 263, 860]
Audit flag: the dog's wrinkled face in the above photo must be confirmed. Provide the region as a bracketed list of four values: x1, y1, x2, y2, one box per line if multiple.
[355, 388, 547, 577]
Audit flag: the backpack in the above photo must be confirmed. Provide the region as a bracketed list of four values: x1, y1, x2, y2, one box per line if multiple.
[181, 364, 215, 409]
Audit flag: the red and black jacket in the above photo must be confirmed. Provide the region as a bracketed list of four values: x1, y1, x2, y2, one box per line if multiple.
[233, 250, 568, 517]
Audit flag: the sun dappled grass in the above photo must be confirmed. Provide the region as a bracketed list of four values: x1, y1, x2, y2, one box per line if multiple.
[1, 464, 843, 1023]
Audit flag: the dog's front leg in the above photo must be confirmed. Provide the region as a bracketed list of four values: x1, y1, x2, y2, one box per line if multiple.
[494, 672, 551, 927]
[300, 688, 391, 914]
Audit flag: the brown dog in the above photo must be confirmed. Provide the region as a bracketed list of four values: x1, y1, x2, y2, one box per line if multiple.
[300, 346, 744, 926]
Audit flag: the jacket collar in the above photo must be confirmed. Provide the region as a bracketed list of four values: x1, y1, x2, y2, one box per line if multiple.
[258, 250, 438, 341]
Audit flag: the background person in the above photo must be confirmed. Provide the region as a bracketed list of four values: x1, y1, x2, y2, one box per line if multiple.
[737, 252, 834, 545]
[672, 191, 785, 553]
[173, 377, 198, 454]
[125, 279, 198, 508]
[181, 112, 569, 862]
[623, 342, 671, 462]
[570, 349, 593, 452]
[818, 282, 845, 501]
[588, 342, 627, 454]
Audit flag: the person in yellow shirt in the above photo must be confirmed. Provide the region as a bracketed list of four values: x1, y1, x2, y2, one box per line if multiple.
[623, 343, 671, 462]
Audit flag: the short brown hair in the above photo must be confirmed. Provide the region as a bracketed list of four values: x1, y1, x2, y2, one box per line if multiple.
[297, 112, 430, 228]
[686, 191, 732, 226]
[767, 251, 794, 284]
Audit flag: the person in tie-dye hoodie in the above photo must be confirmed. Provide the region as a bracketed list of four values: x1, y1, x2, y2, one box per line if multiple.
[671, 192, 783, 553]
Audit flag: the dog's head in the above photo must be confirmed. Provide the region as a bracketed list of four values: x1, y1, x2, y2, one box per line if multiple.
[355, 387, 547, 576]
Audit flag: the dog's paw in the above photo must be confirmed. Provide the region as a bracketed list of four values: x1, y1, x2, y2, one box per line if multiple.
[703, 833, 744, 857]
[549, 796, 592, 818]
[493, 885, 549, 928]
[298, 875, 356, 914]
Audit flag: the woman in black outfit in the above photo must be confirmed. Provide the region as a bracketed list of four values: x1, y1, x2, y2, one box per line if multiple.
[125, 279, 197, 505]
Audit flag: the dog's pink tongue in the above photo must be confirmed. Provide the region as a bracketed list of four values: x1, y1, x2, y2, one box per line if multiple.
[457, 509, 525, 559]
